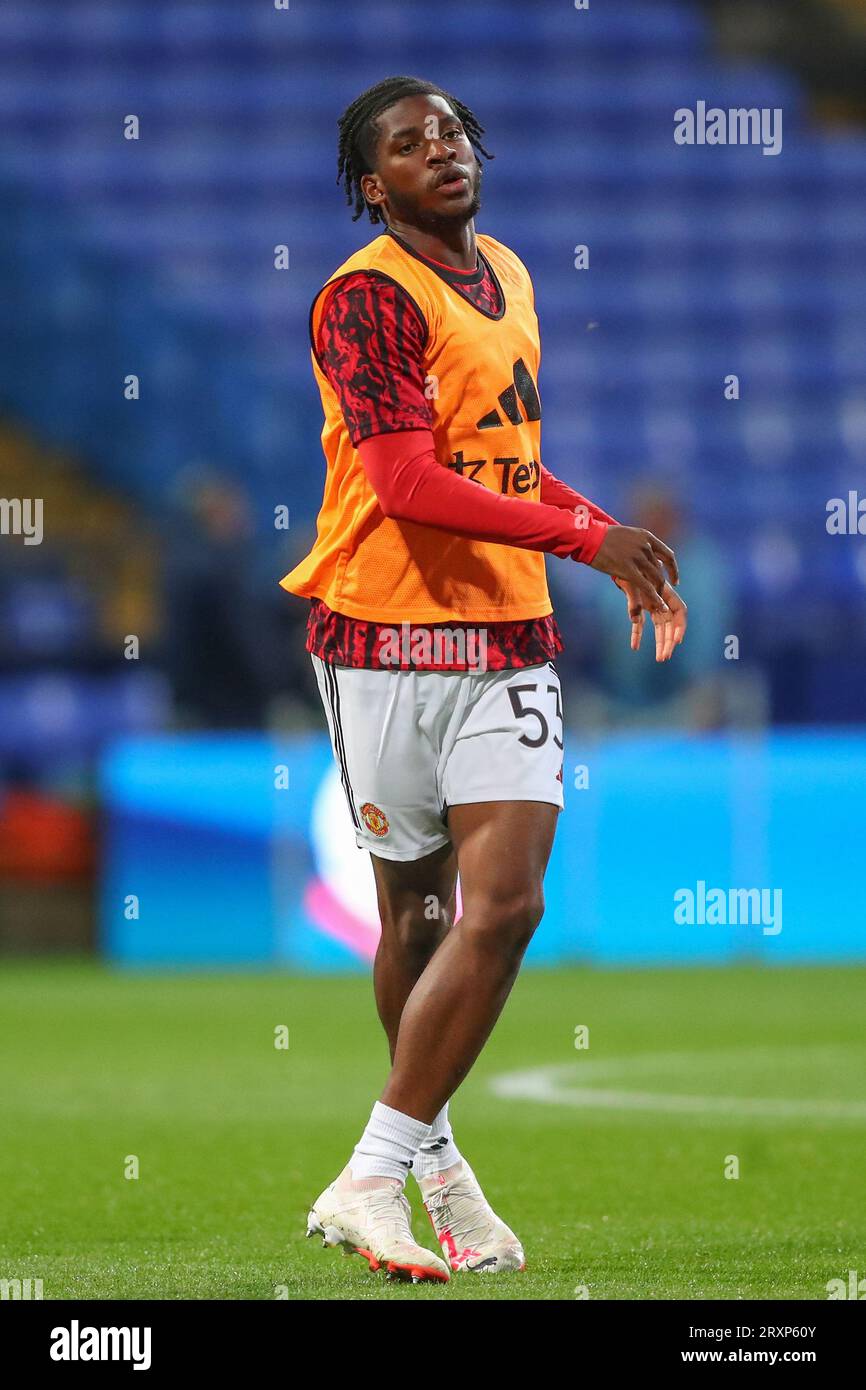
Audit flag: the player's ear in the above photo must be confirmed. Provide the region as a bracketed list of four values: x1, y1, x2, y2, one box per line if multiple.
[360, 172, 386, 213]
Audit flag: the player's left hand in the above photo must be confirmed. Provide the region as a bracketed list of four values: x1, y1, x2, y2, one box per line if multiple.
[615, 579, 687, 661]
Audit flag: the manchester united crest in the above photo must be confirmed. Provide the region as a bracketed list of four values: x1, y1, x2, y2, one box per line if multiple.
[360, 802, 390, 837]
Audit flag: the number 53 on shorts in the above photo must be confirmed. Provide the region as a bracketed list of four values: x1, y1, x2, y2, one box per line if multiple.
[441, 661, 565, 811]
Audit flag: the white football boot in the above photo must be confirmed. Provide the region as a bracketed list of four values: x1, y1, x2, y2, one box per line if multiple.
[418, 1159, 525, 1273]
[306, 1169, 450, 1284]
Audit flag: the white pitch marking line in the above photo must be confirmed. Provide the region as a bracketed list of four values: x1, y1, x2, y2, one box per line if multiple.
[489, 1047, 866, 1122]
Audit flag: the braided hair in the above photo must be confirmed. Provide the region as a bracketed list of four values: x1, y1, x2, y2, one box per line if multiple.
[336, 75, 494, 224]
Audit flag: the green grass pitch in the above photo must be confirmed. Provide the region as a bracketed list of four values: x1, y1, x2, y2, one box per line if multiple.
[1, 959, 864, 1301]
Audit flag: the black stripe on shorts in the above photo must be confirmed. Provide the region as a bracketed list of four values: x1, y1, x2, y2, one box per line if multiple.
[322, 660, 361, 830]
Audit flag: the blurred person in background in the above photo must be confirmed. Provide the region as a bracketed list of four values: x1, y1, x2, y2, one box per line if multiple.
[551, 482, 767, 731]
[162, 467, 320, 730]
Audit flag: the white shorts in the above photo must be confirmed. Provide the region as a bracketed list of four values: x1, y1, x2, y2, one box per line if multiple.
[311, 654, 565, 861]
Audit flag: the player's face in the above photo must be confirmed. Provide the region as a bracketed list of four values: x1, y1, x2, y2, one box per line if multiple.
[361, 94, 482, 230]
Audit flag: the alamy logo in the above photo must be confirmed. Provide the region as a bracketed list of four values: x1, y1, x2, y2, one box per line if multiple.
[674, 880, 782, 935]
[0, 1277, 43, 1299]
[50, 1320, 152, 1371]
[826, 1270, 866, 1299]
[0, 497, 43, 545]
[476, 357, 541, 430]
[375, 622, 488, 671]
[826, 491, 866, 535]
[674, 101, 783, 156]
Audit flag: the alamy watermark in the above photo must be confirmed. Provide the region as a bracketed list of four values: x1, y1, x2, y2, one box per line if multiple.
[50, 1321, 151, 1370]
[375, 622, 488, 671]
[674, 880, 782, 936]
[826, 1270, 866, 1299]
[826, 491, 866, 535]
[675, 102, 782, 157]
[0, 497, 43, 545]
[1, 1277, 43, 1299]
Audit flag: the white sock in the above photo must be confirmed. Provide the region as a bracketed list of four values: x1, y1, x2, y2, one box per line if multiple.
[348, 1101, 432, 1183]
[412, 1103, 462, 1180]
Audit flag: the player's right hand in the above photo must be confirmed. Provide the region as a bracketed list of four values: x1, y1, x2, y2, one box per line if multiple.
[589, 525, 678, 613]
